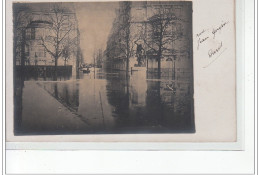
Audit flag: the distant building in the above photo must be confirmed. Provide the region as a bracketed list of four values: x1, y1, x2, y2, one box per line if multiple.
[105, 1, 193, 81]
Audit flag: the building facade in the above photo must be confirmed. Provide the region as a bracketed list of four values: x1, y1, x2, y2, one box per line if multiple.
[14, 3, 82, 77]
[104, 1, 193, 81]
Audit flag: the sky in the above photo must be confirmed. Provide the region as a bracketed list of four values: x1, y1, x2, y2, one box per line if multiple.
[74, 2, 118, 64]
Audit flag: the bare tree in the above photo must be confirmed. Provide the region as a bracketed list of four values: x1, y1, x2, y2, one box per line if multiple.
[140, 7, 184, 78]
[13, 4, 33, 127]
[94, 48, 104, 68]
[106, 2, 134, 73]
[62, 45, 70, 66]
[119, 2, 132, 74]
[13, 4, 33, 67]
[40, 3, 77, 73]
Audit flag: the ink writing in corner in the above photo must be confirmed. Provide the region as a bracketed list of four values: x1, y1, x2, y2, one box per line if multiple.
[212, 21, 229, 39]
[203, 41, 227, 68]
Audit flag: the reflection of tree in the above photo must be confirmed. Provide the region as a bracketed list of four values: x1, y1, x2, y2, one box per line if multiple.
[145, 81, 163, 124]
[105, 72, 163, 126]
[13, 4, 32, 133]
[40, 82, 79, 112]
[14, 73, 25, 134]
[105, 71, 194, 132]
[106, 73, 130, 118]
[54, 83, 58, 98]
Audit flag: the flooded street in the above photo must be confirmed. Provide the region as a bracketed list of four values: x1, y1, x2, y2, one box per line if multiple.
[14, 68, 194, 135]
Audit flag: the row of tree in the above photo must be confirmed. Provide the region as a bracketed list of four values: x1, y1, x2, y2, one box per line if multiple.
[93, 49, 104, 68]
[13, 3, 82, 72]
[105, 2, 189, 78]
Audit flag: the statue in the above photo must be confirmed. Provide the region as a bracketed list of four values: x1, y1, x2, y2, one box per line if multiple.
[136, 43, 144, 66]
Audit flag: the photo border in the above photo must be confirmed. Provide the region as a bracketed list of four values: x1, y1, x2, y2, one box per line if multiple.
[6, 0, 243, 150]
[2, 0, 257, 173]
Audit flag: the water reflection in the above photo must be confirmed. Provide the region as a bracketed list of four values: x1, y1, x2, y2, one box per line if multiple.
[39, 83, 79, 112]
[14, 68, 195, 135]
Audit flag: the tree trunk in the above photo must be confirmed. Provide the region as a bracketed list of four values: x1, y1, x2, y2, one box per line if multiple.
[125, 32, 130, 78]
[157, 48, 161, 79]
[13, 30, 18, 67]
[158, 56, 161, 79]
[125, 2, 131, 77]
[54, 56, 58, 80]
[76, 49, 80, 79]
[21, 30, 26, 68]
[126, 49, 129, 75]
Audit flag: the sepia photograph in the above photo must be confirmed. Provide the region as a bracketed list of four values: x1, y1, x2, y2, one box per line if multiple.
[7, 0, 237, 143]
[13, 1, 195, 135]
[6, 0, 255, 173]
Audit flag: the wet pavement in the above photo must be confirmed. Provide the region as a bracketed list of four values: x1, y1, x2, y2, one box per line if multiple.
[14, 68, 195, 135]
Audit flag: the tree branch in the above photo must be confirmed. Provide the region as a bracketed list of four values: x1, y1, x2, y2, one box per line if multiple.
[58, 25, 72, 43]
[41, 38, 55, 58]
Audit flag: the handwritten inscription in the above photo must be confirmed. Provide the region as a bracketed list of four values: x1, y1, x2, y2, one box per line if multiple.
[196, 20, 230, 68]
[212, 21, 229, 39]
[197, 36, 209, 50]
[196, 29, 206, 38]
[196, 21, 229, 50]
[196, 29, 209, 50]
[208, 42, 222, 58]
[203, 48, 227, 68]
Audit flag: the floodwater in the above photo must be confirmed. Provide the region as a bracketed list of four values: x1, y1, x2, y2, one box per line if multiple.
[14, 68, 195, 135]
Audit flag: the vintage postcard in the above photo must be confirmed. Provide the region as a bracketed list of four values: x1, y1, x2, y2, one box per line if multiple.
[6, 0, 237, 143]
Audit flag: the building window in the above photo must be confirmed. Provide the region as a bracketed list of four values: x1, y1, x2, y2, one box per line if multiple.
[39, 52, 44, 57]
[31, 28, 35, 40]
[25, 29, 31, 40]
[63, 15, 69, 21]
[35, 29, 42, 40]
[25, 45, 29, 56]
